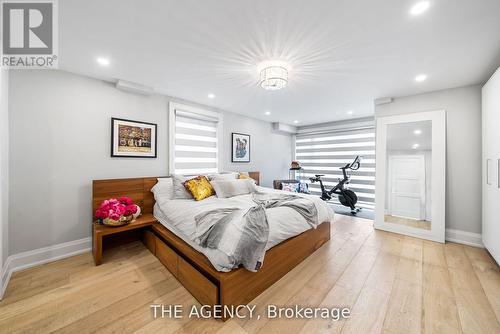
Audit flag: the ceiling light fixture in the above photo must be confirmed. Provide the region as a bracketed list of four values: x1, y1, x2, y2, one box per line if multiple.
[410, 1, 430, 16]
[264, 111, 271, 115]
[96, 57, 110, 66]
[293, 120, 299, 124]
[414, 129, 422, 135]
[415, 74, 427, 82]
[208, 93, 215, 99]
[258, 60, 290, 91]
[412, 143, 420, 149]
[347, 110, 354, 115]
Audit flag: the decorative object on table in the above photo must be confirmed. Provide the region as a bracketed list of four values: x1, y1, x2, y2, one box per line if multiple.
[95, 196, 140, 226]
[289, 161, 304, 180]
[281, 182, 300, 192]
[231, 133, 250, 162]
[298, 181, 309, 194]
[111, 118, 157, 158]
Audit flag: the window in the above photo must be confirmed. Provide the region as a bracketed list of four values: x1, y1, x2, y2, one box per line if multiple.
[295, 126, 376, 210]
[169, 103, 223, 175]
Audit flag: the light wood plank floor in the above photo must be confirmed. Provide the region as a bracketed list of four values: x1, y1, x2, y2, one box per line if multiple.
[1, 215, 499, 334]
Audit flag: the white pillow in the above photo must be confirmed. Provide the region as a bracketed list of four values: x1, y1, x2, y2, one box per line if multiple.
[172, 174, 194, 199]
[210, 179, 256, 198]
[208, 172, 238, 181]
[151, 177, 174, 201]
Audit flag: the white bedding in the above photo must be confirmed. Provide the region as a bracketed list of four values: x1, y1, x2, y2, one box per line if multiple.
[153, 186, 334, 271]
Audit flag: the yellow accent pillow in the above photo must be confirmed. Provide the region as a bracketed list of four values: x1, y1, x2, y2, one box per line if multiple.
[238, 172, 251, 180]
[183, 176, 215, 201]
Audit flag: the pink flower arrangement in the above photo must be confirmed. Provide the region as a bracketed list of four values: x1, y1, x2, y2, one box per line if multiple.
[96, 196, 138, 223]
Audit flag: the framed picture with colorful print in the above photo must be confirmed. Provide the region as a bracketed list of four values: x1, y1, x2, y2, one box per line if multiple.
[111, 118, 157, 158]
[231, 132, 250, 162]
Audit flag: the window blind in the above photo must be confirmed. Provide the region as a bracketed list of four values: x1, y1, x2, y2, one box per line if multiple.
[295, 127, 376, 209]
[173, 110, 219, 175]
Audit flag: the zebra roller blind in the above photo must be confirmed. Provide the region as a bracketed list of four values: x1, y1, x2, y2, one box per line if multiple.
[173, 109, 220, 175]
[295, 127, 376, 209]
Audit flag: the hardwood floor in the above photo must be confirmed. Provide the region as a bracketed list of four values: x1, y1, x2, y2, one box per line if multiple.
[1, 215, 499, 334]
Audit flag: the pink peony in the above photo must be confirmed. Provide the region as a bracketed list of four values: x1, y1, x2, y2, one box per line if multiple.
[109, 213, 120, 221]
[124, 204, 138, 216]
[119, 196, 134, 206]
[96, 197, 137, 221]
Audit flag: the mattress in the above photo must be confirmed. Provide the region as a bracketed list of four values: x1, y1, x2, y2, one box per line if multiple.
[153, 186, 334, 272]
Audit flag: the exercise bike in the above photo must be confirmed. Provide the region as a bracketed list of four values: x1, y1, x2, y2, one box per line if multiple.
[309, 156, 362, 215]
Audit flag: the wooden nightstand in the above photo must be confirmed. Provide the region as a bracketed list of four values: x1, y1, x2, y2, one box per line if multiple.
[93, 213, 158, 265]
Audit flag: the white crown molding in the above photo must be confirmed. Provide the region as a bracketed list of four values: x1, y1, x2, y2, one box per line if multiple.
[1, 237, 91, 300]
[445, 228, 483, 248]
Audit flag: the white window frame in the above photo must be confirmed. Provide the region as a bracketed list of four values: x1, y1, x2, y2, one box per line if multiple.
[169, 102, 223, 175]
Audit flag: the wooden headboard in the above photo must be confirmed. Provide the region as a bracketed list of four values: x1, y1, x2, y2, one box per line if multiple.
[92, 172, 260, 219]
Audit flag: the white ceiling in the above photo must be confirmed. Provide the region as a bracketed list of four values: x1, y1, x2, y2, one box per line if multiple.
[387, 120, 432, 151]
[59, 0, 500, 126]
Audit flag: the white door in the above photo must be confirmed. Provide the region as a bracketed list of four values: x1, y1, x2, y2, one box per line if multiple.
[389, 156, 426, 220]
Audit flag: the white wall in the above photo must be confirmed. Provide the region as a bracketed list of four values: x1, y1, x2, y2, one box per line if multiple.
[375, 85, 482, 234]
[223, 112, 291, 187]
[8, 70, 292, 255]
[0, 69, 9, 268]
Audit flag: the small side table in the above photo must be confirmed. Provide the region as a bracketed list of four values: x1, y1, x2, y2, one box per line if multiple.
[93, 213, 158, 265]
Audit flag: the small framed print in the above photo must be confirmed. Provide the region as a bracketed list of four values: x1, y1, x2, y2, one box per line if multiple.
[232, 132, 250, 163]
[111, 118, 157, 158]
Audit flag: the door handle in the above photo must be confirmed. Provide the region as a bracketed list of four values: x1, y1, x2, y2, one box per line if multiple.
[486, 159, 492, 185]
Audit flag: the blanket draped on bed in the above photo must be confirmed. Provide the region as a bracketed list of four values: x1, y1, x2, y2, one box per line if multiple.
[194, 192, 319, 272]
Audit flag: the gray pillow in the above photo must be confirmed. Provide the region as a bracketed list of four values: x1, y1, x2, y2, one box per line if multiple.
[151, 177, 174, 201]
[210, 179, 256, 198]
[172, 174, 194, 199]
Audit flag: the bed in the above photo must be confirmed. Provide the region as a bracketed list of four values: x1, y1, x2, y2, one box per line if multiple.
[92, 172, 332, 321]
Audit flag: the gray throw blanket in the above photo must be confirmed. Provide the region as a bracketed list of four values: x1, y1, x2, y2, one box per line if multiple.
[194, 192, 318, 272]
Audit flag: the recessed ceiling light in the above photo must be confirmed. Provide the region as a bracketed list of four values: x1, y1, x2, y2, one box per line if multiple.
[293, 120, 299, 124]
[415, 74, 427, 82]
[347, 110, 354, 115]
[208, 93, 215, 99]
[264, 111, 271, 116]
[96, 57, 110, 66]
[410, 1, 430, 16]
[414, 129, 422, 135]
[412, 143, 420, 149]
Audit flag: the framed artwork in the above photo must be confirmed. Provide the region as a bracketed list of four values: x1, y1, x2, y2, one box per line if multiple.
[111, 118, 157, 158]
[232, 132, 250, 162]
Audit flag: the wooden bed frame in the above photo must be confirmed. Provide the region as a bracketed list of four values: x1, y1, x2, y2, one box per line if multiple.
[92, 172, 331, 321]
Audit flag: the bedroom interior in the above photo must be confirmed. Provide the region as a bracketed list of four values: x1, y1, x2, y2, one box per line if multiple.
[0, 1, 500, 333]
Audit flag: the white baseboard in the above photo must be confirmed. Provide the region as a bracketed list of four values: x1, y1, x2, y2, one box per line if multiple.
[446, 228, 483, 248]
[1, 237, 91, 299]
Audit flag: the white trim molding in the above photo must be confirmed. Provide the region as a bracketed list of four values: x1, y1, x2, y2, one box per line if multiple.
[1, 237, 91, 299]
[445, 228, 483, 248]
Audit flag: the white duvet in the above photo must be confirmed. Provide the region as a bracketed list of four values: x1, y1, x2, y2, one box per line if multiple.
[153, 186, 334, 272]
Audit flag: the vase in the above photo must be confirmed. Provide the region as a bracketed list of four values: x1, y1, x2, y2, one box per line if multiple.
[103, 215, 133, 227]
[132, 205, 141, 220]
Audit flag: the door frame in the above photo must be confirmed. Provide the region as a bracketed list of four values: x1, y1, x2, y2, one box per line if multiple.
[388, 154, 426, 220]
[374, 110, 446, 243]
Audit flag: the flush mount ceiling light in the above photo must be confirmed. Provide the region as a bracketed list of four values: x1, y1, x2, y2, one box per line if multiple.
[414, 129, 422, 135]
[257, 60, 290, 91]
[264, 111, 271, 115]
[207, 93, 215, 99]
[346, 110, 354, 116]
[293, 120, 299, 124]
[410, 1, 430, 16]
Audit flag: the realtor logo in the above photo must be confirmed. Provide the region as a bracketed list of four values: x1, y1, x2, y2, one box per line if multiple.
[1, 0, 58, 68]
